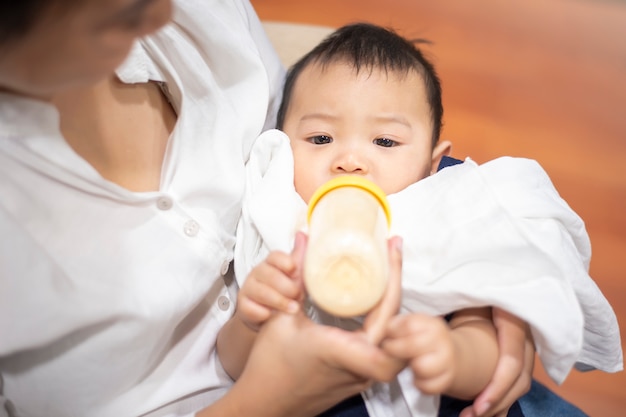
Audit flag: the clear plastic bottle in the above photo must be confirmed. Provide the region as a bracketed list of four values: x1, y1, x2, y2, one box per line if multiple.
[304, 176, 392, 317]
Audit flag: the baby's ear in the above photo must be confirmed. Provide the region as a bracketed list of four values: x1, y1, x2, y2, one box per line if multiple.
[430, 140, 452, 174]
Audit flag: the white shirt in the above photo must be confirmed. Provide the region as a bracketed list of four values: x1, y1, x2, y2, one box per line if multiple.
[235, 129, 623, 417]
[0, 1, 284, 416]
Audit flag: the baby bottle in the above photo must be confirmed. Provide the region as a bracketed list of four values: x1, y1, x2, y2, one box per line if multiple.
[304, 176, 392, 318]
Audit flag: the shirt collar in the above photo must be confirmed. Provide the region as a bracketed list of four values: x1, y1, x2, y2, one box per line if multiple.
[0, 92, 60, 138]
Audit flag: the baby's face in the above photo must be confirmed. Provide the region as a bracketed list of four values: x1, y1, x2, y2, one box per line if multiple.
[282, 61, 440, 202]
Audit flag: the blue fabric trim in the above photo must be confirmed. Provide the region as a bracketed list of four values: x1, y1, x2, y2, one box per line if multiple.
[437, 155, 463, 171]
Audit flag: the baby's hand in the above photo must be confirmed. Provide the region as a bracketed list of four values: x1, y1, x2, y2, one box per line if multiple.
[237, 250, 303, 331]
[382, 313, 456, 395]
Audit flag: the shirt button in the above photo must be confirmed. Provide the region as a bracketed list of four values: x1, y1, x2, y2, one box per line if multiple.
[218, 295, 231, 311]
[220, 261, 230, 275]
[183, 220, 199, 237]
[156, 196, 173, 210]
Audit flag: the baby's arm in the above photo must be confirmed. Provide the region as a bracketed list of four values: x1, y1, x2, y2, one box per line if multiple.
[383, 307, 498, 400]
[217, 249, 303, 380]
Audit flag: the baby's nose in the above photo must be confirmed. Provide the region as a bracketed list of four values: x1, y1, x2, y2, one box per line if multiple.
[333, 152, 368, 174]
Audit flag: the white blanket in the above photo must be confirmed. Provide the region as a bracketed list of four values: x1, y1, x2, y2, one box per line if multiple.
[234, 129, 622, 416]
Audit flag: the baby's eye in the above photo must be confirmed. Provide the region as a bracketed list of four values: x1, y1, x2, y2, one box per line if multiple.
[308, 135, 333, 145]
[373, 137, 397, 148]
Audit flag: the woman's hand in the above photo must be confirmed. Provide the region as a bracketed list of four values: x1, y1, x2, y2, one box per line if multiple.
[230, 235, 406, 417]
[460, 308, 535, 417]
[233, 312, 397, 417]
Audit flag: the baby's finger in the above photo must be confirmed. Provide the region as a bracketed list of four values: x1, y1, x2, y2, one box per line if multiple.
[382, 329, 434, 360]
[264, 251, 298, 278]
[248, 255, 302, 301]
[259, 280, 300, 314]
[260, 261, 303, 301]
[237, 296, 272, 330]
[241, 272, 300, 314]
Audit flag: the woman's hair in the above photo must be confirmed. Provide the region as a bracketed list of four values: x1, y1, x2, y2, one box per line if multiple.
[276, 22, 444, 147]
[0, 0, 60, 46]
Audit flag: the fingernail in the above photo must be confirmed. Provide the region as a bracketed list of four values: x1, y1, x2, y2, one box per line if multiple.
[394, 236, 403, 252]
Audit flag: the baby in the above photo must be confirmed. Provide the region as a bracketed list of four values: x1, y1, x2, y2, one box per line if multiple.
[223, 23, 622, 417]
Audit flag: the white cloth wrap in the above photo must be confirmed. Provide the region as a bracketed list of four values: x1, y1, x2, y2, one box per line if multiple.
[235, 129, 622, 417]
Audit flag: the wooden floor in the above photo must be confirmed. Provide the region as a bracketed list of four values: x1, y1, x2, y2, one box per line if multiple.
[251, 1, 626, 415]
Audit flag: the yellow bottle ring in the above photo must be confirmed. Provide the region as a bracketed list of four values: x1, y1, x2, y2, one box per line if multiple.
[306, 176, 392, 227]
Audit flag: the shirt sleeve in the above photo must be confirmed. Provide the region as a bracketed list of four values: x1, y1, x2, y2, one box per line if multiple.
[233, 0, 286, 130]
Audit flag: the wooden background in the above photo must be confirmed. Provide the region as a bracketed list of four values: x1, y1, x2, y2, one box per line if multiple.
[251, 0, 626, 415]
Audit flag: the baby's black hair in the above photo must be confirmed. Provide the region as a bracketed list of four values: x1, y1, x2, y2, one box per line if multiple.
[276, 22, 443, 147]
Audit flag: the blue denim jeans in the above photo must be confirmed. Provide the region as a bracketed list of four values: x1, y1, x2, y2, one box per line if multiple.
[518, 380, 588, 417]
